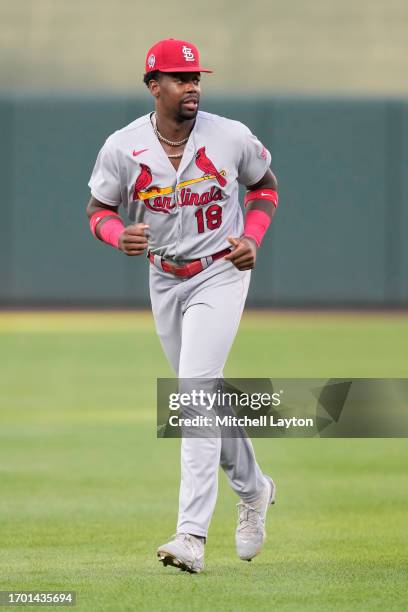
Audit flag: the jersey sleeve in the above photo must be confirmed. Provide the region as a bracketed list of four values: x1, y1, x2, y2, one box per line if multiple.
[237, 126, 272, 187]
[88, 138, 122, 206]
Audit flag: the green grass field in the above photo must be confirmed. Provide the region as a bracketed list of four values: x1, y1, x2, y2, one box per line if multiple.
[0, 311, 407, 611]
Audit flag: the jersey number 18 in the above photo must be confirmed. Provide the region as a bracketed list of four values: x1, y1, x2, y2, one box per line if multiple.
[194, 204, 222, 234]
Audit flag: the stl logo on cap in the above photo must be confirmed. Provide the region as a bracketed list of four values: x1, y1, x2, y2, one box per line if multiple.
[148, 54, 156, 69]
[182, 46, 195, 62]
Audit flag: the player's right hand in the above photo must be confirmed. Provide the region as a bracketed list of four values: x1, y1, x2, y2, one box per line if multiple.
[119, 223, 149, 256]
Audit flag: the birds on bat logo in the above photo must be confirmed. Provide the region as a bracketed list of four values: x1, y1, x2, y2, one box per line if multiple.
[132, 149, 227, 214]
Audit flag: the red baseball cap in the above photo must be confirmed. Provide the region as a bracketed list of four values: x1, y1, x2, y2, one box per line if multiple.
[145, 38, 212, 74]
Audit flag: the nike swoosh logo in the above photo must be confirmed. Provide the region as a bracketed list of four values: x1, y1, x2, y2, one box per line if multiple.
[133, 148, 148, 156]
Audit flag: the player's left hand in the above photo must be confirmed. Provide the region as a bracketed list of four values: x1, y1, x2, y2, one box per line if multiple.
[224, 236, 257, 270]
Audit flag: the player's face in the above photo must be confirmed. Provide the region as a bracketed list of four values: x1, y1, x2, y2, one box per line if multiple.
[154, 72, 201, 121]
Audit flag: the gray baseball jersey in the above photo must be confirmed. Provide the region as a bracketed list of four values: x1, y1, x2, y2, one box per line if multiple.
[88, 110, 271, 261]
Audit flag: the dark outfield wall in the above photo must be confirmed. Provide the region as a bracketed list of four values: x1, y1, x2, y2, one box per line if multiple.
[0, 94, 407, 307]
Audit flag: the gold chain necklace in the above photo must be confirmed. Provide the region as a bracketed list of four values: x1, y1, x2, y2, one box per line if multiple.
[154, 126, 189, 147]
[151, 113, 189, 159]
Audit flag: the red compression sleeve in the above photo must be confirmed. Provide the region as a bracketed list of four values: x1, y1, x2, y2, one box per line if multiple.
[243, 209, 271, 247]
[89, 209, 125, 249]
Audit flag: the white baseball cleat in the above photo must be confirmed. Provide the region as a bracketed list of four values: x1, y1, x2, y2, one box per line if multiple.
[235, 475, 276, 561]
[157, 533, 205, 573]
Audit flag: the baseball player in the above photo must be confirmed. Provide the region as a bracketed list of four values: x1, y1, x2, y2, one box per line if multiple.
[87, 38, 279, 573]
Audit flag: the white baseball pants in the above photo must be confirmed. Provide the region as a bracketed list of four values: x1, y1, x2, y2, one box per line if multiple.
[149, 258, 267, 537]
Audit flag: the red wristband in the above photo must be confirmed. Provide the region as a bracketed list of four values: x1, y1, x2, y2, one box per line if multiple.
[244, 188, 278, 208]
[89, 209, 125, 249]
[243, 209, 271, 247]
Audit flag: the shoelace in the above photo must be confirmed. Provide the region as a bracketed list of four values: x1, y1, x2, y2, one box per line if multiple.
[236, 502, 263, 535]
